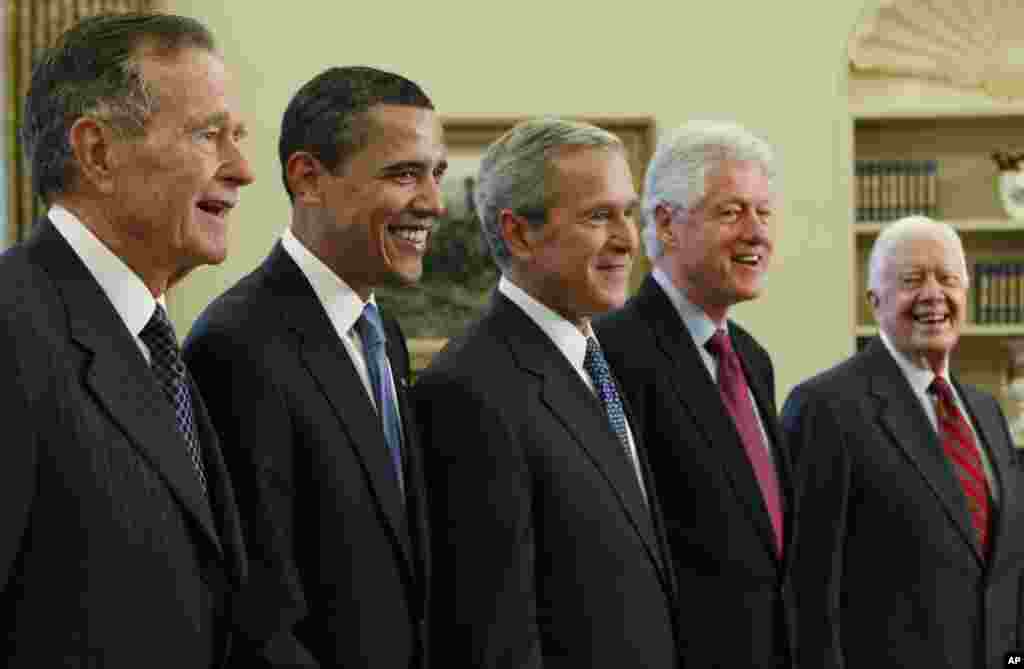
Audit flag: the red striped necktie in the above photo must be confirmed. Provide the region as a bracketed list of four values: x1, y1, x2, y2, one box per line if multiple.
[929, 376, 990, 557]
[706, 329, 783, 557]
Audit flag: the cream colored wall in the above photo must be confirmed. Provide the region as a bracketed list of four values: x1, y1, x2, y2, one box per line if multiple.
[166, 0, 868, 400]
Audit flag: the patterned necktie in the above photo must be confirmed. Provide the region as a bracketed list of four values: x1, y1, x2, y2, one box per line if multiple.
[139, 304, 208, 495]
[929, 376, 990, 556]
[706, 329, 783, 556]
[354, 303, 405, 496]
[583, 336, 645, 498]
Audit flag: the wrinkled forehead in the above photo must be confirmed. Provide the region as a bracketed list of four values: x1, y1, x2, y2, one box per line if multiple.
[882, 231, 966, 275]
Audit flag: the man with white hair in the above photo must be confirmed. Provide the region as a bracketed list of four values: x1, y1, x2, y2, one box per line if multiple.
[782, 215, 1024, 668]
[596, 120, 795, 668]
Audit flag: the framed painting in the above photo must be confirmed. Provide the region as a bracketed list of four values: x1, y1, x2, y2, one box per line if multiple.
[373, 115, 656, 370]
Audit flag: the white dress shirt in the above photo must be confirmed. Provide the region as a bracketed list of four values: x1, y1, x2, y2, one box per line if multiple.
[652, 267, 776, 463]
[879, 330, 997, 499]
[49, 205, 160, 363]
[499, 276, 647, 498]
[281, 227, 393, 413]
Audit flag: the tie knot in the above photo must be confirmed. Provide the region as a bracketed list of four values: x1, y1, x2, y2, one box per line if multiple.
[355, 302, 386, 352]
[705, 329, 732, 359]
[929, 375, 953, 402]
[140, 304, 180, 354]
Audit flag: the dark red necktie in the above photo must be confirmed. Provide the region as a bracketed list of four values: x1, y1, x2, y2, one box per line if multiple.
[706, 330, 783, 557]
[929, 376, 990, 557]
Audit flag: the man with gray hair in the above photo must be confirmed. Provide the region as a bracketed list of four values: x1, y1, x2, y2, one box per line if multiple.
[416, 117, 680, 668]
[596, 120, 795, 668]
[0, 12, 252, 667]
[782, 216, 1024, 667]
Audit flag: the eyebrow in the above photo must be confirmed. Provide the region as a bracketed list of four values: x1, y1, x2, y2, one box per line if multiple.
[585, 197, 640, 212]
[381, 159, 448, 173]
[189, 112, 248, 137]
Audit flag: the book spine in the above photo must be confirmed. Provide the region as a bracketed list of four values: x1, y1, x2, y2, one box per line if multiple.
[855, 161, 864, 222]
[927, 160, 938, 218]
[1017, 262, 1023, 323]
[977, 262, 989, 324]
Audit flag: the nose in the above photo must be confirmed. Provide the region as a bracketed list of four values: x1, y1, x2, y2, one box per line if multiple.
[609, 212, 639, 254]
[918, 273, 945, 299]
[220, 140, 255, 188]
[740, 209, 770, 242]
[412, 175, 445, 218]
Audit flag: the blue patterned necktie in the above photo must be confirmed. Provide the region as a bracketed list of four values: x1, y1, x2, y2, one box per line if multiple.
[139, 304, 208, 495]
[355, 303, 405, 496]
[583, 336, 644, 497]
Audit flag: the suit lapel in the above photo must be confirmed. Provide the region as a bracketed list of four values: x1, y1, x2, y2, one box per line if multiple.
[28, 222, 222, 553]
[636, 277, 781, 559]
[385, 316, 430, 595]
[189, 371, 245, 577]
[264, 246, 415, 576]
[492, 295, 667, 579]
[865, 340, 982, 563]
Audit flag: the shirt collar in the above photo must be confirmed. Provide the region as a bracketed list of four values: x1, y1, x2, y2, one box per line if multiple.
[48, 204, 158, 339]
[652, 266, 727, 349]
[878, 328, 950, 395]
[498, 275, 591, 371]
[281, 227, 371, 338]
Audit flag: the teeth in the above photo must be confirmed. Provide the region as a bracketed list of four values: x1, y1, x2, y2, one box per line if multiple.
[734, 255, 760, 264]
[915, 314, 947, 324]
[392, 228, 428, 244]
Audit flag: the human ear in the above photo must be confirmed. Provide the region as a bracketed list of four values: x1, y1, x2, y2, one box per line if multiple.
[68, 117, 118, 195]
[499, 209, 535, 262]
[286, 152, 324, 205]
[654, 203, 676, 249]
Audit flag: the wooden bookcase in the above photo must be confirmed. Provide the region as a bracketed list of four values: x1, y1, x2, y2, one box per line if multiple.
[850, 80, 1024, 436]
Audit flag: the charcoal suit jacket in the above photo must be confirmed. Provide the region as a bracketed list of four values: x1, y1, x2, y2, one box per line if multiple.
[184, 241, 430, 668]
[595, 274, 797, 669]
[0, 219, 246, 668]
[415, 290, 680, 669]
[781, 337, 1024, 668]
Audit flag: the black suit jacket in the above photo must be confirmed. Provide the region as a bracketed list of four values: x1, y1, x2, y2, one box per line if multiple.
[415, 290, 679, 669]
[595, 274, 797, 668]
[183, 242, 430, 668]
[0, 220, 245, 668]
[781, 337, 1024, 668]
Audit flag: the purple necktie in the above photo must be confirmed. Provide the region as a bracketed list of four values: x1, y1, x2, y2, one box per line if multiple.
[706, 329, 783, 557]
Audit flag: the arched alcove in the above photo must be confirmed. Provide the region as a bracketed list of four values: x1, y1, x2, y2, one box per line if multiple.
[845, 0, 1024, 429]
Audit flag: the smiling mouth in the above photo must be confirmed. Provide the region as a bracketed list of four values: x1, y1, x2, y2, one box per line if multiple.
[733, 253, 762, 267]
[388, 223, 432, 251]
[914, 312, 950, 326]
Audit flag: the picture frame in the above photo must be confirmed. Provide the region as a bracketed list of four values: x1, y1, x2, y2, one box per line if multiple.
[376, 115, 656, 371]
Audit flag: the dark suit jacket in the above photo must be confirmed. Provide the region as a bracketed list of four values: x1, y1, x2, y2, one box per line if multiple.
[415, 290, 679, 669]
[183, 242, 430, 668]
[781, 337, 1024, 668]
[595, 274, 797, 669]
[0, 220, 245, 668]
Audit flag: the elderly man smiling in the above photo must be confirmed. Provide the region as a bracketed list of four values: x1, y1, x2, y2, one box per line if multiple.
[782, 215, 1024, 669]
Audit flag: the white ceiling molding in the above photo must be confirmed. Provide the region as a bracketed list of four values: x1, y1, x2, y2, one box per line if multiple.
[849, 0, 1024, 100]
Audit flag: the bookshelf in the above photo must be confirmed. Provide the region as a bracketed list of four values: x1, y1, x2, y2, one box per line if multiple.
[850, 85, 1024, 435]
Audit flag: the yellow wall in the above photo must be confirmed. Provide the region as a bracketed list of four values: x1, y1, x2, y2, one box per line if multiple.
[166, 0, 870, 399]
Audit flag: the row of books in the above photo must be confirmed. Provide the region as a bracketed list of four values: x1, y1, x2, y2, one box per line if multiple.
[855, 159, 939, 222]
[975, 261, 1024, 324]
